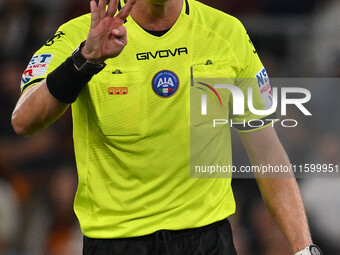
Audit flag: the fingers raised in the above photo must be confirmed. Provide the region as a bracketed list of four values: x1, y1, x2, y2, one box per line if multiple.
[98, 0, 108, 19]
[107, 0, 118, 17]
[90, 0, 135, 29]
[90, 0, 100, 28]
[116, 0, 136, 21]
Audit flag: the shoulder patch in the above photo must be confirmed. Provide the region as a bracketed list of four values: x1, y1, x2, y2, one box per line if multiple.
[256, 67, 273, 110]
[21, 54, 54, 88]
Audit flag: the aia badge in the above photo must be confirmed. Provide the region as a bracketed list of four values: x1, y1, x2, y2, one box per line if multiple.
[152, 70, 179, 98]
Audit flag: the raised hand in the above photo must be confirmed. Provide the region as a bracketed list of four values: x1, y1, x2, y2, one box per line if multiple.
[81, 0, 136, 63]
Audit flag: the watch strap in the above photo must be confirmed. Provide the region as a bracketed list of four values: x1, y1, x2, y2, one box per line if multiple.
[71, 41, 106, 75]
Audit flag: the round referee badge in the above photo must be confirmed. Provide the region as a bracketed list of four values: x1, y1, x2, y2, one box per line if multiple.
[152, 70, 179, 98]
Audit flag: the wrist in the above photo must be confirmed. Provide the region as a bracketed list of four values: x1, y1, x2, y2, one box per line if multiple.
[80, 41, 106, 64]
[72, 41, 106, 74]
[46, 57, 92, 104]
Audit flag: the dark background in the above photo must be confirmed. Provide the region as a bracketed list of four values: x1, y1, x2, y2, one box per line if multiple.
[0, 0, 339, 254]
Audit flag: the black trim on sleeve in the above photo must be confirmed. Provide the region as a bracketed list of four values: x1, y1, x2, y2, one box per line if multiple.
[185, 0, 189, 15]
[21, 78, 45, 93]
[232, 112, 277, 131]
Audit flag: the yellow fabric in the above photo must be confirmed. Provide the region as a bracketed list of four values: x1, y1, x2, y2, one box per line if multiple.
[20, 0, 272, 238]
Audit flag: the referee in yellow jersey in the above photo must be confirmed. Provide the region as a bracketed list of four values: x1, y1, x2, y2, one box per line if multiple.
[12, 0, 322, 254]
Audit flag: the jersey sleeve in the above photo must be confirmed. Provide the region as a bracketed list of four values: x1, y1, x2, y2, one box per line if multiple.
[229, 19, 275, 132]
[20, 23, 79, 93]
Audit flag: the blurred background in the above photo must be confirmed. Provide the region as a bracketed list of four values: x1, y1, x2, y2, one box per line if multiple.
[0, 0, 339, 254]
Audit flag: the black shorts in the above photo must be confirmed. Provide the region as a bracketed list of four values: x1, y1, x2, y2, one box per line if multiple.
[83, 218, 237, 255]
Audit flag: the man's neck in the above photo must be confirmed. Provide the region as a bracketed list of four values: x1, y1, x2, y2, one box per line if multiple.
[129, 0, 183, 31]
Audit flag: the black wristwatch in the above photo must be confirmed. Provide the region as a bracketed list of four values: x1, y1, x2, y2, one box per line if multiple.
[71, 41, 106, 75]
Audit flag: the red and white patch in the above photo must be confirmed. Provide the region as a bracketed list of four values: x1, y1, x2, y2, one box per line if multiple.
[21, 53, 54, 89]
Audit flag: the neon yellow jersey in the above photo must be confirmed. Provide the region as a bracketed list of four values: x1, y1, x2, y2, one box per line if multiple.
[21, 0, 273, 238]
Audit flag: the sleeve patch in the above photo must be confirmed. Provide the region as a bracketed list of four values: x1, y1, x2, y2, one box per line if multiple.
[21, 53, 54, 89]
[256, 67, 273, 110]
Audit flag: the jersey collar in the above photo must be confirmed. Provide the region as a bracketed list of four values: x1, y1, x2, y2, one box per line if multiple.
[117, 0, 190, 22]
[184, 0, 190, 15]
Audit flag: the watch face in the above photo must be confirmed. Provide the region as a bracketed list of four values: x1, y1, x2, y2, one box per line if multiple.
[309, 245, 322, 255]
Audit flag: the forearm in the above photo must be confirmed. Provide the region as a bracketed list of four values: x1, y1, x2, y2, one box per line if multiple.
[256, 177, 312, 253]
[240, 127, 312, 253]
[11, 79, 69, 135]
